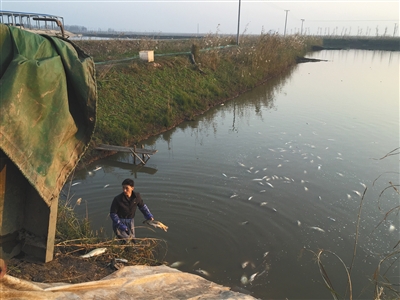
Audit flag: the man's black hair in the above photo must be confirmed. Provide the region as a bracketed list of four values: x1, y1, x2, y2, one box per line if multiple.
[122, 178, 134, 187]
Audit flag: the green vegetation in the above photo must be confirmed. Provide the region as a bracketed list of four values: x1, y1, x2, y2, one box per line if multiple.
[74, 33, 321, 164]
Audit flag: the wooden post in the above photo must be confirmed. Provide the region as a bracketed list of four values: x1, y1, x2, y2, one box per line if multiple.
[133, 145, 136, 164]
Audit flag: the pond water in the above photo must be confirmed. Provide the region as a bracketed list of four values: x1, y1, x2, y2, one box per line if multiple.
[68, 49, 399, 299]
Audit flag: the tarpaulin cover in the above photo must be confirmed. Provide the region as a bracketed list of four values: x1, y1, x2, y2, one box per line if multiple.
[0, 265, 258, 299]
[0, 24, 96, 206]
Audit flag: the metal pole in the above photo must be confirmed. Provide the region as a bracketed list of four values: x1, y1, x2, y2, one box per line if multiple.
[237, 0, 242, 45]
[301, 19, 305, 35]
[284, 10, 289, 36]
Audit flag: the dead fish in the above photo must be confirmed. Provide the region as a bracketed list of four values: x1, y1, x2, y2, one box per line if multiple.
[93, 166, 102, 172]
[143, 220, 168, 232]
[170, 261, 184, 268]
[241, 261, 250, 269]
[263, 251, 269, 257]
[230, 194, 238, 198]
[266, 182, 274, 188]
[259, 190, 266, 193]
[327, 217, 336, 222]
[347, 194, 352, 199]
[309, 226, 325, 233]
[249, 272, 258, 284]
[248, 196, 253, 201]
[71, 182, 81, 186]
[297, 220, 301, 226]
[87, 171, 93, 176]
[260, 202, 268, 206]
[103, 184, 110, 188]
[389, 224, 395, 232]
[360, 182, 367, 189]
[304, 187, 308, 191]
[277, 164, 282, 168]
[75, 198, 82, 205]
[115, 258, 128, 263]
[80, 247, 107, 258]
[195, 268, 210, 277]
[252, 178, 263, 181]
[238, 162, 246, 167]
[353, 190, 362, 197]
[336, 172, 344, 177]
[240, 221, 249, 225]
[222, 173, 227, 177]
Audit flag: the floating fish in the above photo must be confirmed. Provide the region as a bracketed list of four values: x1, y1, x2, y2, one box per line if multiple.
[76, 198, 82, 205]
[192, 261, 200, 267]
[88, 171, 93, 176]
[309, 226, 325, 233]
[143, 220, 168, 232]
[277, 164, 282, 168]
[318, 196, 322, 200]
[230, 176, 238, 179]
[266, 182, 274, 188]
[259, 182, 264, 185]
[238, 162, 246, 167]
[230, 194, 238, 198]
[259, 190, 266, 193]
[71, 182, 81, 186]
[103, 184, 110, 188]
[241, 261, 249, 269]
[347, 194, 352, 199]
[240, 221, 249, 225]
[195, 268, 210, 277]
[222, 173, 227, 177]
[353, 190, 362, 197]
[389, 224, 395, 232]
[115, 258, 128, 263]
[360, 182, 367, 189]
[336, 172, 344, 177]
[327, 217, 336, 222]
[260, 202, 268, 206]
[252, 178, 263, 181]
[272, 208, 277, 212]
[170, 261, 184, 268]
[80, 247, 107, 258]
[318, 165, 322, 170]
[248, 196, 253, 201]
[93, 166, 102, 172]
[297, 220, 301, 226]
[263, 251, 269, 257]
[249, 272, 258, 284]
[304, 187, 308, 191]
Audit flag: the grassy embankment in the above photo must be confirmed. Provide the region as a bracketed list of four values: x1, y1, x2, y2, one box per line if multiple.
[55, 33, 321, 265]
[74, 33, 321, 165]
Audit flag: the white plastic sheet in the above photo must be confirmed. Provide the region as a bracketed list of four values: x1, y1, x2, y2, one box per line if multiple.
[0, 265, 258, 299]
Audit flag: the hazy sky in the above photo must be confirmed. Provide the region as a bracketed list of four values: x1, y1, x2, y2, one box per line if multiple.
[1, 1, 399, 36]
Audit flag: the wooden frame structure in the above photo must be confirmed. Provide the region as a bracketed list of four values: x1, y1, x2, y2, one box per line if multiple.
[95, 144, 157, 165]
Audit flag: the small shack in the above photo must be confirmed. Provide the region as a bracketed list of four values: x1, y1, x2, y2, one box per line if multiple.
[0, 24, 97, 262]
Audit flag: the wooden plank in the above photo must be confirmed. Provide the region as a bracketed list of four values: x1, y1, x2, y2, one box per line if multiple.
[130, 149, 146, 165]
[95, 144, 157, 155]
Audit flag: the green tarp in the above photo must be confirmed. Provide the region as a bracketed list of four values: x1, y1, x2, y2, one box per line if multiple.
[0, 25, 96, 206]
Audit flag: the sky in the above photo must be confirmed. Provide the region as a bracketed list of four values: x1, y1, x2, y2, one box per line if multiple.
[1, 1, 399, 36]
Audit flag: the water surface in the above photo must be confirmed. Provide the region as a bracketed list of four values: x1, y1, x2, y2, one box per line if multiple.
[69, 49, 399, 299]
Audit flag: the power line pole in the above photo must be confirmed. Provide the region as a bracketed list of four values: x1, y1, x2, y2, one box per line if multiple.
[301, 19, 305, 35]
[284, 10, 289, 36]
[237, 0, 242, 45]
